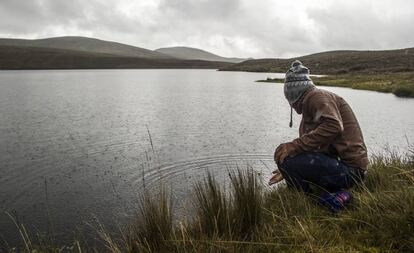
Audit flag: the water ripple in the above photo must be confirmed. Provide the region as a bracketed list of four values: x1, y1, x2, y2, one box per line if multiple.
[129, 153, 274, 189]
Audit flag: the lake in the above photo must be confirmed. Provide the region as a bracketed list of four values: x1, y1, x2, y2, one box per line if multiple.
[0, 69, 413, 245]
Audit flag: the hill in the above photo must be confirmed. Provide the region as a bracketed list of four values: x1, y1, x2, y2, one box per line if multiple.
[219, 48, 414, 74]
[155, 46, 248, 63]
[0, 45, 232, 70]
[0, 36, 172, 59]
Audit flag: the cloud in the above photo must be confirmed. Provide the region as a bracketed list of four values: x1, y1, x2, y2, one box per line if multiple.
[160, 0, 242, 20]
[0, 0, 413, 58]
[306, 0, 414, 51]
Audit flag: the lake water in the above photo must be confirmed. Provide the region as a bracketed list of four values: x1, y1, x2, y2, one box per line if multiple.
[0, 69, 413, 246]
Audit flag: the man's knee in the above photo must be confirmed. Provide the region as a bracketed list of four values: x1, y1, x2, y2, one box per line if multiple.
[278, 156, 297, 178]
[279, 152, 309, 171]
[278, 156, 303, 188]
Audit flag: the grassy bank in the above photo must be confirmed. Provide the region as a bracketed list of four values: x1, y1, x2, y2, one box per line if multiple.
[258, 72, 414, 98]
[4, 151, 414, 252]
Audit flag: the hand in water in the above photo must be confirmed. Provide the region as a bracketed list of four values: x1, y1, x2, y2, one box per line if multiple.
[268, 170, 284, 186]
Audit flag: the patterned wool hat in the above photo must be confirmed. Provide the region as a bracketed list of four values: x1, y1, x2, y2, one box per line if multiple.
[284, 60, 315, 105]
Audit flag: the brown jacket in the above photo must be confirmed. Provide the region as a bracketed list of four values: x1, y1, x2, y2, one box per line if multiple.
[289, 87, 369, 169]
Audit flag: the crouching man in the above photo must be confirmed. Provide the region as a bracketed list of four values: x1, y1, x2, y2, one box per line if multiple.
[269, 60, 368, 212]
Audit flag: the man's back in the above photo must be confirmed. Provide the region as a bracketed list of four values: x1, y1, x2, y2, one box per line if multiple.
[298, 88, 368, 169]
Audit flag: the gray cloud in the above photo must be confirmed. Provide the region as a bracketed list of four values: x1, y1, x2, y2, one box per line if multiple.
[0, 0, 413, 58]
[160, 0, 242, 20]
[307, 1, 414, 51]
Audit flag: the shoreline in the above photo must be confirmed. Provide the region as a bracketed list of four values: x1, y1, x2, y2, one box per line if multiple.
[257, 72, 414, 98]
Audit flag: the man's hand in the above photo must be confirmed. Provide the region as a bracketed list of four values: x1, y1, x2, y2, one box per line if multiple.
[274, 143, 297, 166]
[268, 170, 283, 186]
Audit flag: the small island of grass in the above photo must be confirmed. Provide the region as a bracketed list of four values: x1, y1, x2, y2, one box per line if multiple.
[257, 72, 414, 98]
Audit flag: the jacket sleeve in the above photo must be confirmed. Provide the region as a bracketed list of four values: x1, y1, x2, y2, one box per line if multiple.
[290, 92, 344, 152]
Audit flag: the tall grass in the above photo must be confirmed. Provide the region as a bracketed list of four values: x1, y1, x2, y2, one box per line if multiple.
[228, 168, 263, 239]
[125, 188, 173, 252]
[193, 172, 230, 237]
[192, 168, 263, 239]
[4, 150, 414, 252]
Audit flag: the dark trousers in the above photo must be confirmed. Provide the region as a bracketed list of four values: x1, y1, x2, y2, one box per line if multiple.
[279, 152, 364, 193]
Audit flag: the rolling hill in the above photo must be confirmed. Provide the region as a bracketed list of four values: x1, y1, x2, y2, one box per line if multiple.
[0, 45, 232, 70]
[0, 36, 172, 59]
[0, 36, 247, 69]
[155, 46, 248, 63]
[2, 36, 412, 72]
[219, 48, 414, 74]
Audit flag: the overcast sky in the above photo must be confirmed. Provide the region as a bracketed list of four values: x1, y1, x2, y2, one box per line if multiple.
[0, 0, 413, 58]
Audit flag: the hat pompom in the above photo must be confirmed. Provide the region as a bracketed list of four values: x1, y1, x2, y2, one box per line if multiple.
[291, 60, 302, 68]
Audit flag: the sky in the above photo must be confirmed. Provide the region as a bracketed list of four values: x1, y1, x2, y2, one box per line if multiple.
[0, 0, 413, 58]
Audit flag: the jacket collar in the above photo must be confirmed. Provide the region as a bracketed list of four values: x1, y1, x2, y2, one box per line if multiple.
[292, 86, 316, 114]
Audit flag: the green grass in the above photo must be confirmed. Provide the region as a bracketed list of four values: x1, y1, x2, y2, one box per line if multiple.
[4, 150, 414, 252]
[258, 72, 414, 98]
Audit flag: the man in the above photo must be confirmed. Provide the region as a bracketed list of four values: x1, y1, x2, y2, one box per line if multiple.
[269, 60, 368, 211]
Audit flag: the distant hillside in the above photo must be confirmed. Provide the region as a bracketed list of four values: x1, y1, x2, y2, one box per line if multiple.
[155, 46, 248, 63]
[0, 36, 172, 59]
[0, 45, 232, 70]
[219, 48, 414, 74]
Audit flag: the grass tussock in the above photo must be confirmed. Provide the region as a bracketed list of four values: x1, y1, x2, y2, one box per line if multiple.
[192, 169, 263, 239]
[126, 189, 173, 252]
[4, 150, 414, 252]
[228, 169, 263, 238]
[193, 172, 231, 237]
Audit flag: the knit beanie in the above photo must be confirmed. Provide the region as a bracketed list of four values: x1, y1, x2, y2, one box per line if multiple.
[284, 60, 315, 127]
[284, 60, 315, 105]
